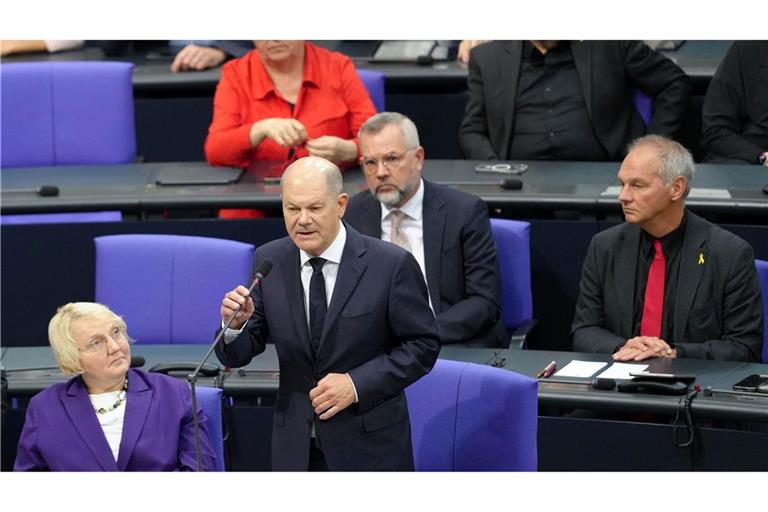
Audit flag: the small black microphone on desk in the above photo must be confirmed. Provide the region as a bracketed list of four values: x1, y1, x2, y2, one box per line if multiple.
[187, 258, 274, 471]
[2, 185, 60, 197]
[416, 55, 434, 66]
[499, 178, 523, 190]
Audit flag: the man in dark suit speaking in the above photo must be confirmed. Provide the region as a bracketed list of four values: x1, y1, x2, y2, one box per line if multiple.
[216, 156, 440, 470]
[572, 135, 763, 362]
[345, 112, 507, 347]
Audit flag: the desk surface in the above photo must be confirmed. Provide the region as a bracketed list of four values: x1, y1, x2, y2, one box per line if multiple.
[0, 41, 730, 88]
[5, 344, 768, 421]
[2, 160, 767, 217]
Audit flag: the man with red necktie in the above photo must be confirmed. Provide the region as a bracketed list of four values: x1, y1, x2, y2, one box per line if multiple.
[571, 135, 763, 362]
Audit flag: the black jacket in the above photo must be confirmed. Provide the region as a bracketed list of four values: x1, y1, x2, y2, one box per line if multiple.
[460, 40, 692, 161]
[572, 212, 763, 361]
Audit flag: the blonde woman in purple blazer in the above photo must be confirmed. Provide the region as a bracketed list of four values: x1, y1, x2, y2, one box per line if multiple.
[14, 302, 216, 471]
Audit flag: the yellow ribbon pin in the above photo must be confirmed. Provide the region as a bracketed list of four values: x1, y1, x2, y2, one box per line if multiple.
[698, 253, 705, 265]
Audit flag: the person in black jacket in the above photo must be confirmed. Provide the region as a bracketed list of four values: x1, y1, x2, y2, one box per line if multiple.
[572, 135, 762, 362]
[460, 40, 691, 162]
[700, 41, 768, 165]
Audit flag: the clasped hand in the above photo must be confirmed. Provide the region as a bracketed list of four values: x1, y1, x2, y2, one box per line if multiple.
[613, 336, 677, 361]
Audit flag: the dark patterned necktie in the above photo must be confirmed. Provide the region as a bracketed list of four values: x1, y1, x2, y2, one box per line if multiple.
[308, 257, 327, 353]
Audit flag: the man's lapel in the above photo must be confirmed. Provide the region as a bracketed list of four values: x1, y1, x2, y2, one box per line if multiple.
[673, 214, 708, 344]
[320, 226, 367, 350]
[282, 243, 312, 357]
[615, 226, 641, 338]
[422, 181, 444, 309]
[571, 41, 593, 118]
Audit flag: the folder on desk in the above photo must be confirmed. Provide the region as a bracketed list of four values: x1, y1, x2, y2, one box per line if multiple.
[154, 166, 243, 186]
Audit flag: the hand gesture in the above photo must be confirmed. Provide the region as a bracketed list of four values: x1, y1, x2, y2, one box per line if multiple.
[306, 135, 358, 164]
[250, 118, 308, 148]
[220, 285, 254, 330]
[309, 373, 356, 420]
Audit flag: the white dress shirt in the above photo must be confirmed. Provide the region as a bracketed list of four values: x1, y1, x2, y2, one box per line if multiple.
[224, 223, 358, 403]
[380, 179, 432, 310]
[299, 223, 346, 326]
[89, 391, 126, 461]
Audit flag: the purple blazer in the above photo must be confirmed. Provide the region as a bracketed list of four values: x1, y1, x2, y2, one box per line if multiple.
[14, 368, 216, 471]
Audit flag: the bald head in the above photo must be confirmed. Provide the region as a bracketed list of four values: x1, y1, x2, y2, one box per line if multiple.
[281, 157, 348, 256]
[281, 156, 343, 197]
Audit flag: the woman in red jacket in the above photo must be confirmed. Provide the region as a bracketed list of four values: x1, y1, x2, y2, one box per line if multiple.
[206, 40, 376, 170]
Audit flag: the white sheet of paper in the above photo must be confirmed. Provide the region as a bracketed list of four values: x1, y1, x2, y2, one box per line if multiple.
[554, 360, 608, 378]
[597, 362, 649, 380]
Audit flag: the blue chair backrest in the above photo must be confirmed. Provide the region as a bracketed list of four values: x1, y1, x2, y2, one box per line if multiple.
[755, 259, 768, 363]
[0, 211, 122, 225]
[633, 89, 653, 127]
[1, 61, 136, 168]
[406, 359, 538, 471]
[94, 234, 254, 344]
[195, 386, 225, 471]
[356, 69, 385, 112]
[490, 218, 533, 331]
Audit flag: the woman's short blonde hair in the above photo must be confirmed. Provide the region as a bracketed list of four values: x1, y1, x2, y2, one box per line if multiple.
[48, 302, 129, 375]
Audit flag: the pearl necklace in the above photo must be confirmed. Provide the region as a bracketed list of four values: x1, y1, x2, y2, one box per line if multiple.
[94, 378, 128, 415]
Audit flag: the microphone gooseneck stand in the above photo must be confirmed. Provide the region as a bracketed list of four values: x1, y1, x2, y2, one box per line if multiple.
[187, 260, 272, 471]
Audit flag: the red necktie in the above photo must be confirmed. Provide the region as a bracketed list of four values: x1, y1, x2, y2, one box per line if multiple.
[640, 239, 666, 338]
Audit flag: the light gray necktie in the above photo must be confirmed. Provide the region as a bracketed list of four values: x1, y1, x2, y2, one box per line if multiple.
[389, 210, 412, 253]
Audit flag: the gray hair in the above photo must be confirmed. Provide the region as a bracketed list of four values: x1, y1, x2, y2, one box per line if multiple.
[627, 135, 695, 198]
[281, 157, 343, 197]
[358, 112, 420, 149]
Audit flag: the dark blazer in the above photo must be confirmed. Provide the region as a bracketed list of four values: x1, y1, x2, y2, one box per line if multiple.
[14, 369, 216, 471]
[701, 41, 768, 163]
[215, 225, 440, 471]
[459, 40, 692, 161]
[344, 180, 507, 347]
[571, 212, 763, 361]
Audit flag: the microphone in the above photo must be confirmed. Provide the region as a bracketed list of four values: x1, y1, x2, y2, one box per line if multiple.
[2, 185, 60, 197]
[187, 258, 273, 471]
[500, 178, 523, 190]
[416, 54, 434, 66]
[130, 356, 145, 368]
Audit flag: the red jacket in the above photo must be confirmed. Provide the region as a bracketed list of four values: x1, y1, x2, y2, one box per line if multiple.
[205, 42, 376, 169]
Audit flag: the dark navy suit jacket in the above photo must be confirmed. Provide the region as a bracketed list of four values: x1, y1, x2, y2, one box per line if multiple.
[14, 369, 216, 471]
[344, 180, 506, 347]
[215, 225, 440, 470]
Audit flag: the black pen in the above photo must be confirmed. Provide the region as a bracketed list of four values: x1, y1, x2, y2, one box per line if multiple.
[536, 360, 557, 379]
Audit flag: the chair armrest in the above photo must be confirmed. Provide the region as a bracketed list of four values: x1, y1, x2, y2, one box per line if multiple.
[508, 319, 538, 350]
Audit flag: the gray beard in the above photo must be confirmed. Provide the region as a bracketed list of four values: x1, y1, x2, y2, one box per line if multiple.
[373, 188, 403, 207]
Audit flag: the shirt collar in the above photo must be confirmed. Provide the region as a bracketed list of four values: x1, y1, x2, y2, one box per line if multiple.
[380, 179, 424, 222]
[299, 221, 346, 267]
[641, 210, 688, 258]
[251, 42, 318, 101]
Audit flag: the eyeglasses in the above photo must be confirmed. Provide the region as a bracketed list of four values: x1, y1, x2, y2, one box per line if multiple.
[360, 149, 415, 175]
[79, 326, 125, 353]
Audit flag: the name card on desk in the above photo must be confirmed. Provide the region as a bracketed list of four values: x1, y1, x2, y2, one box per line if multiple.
[601, 186, 731, 199]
